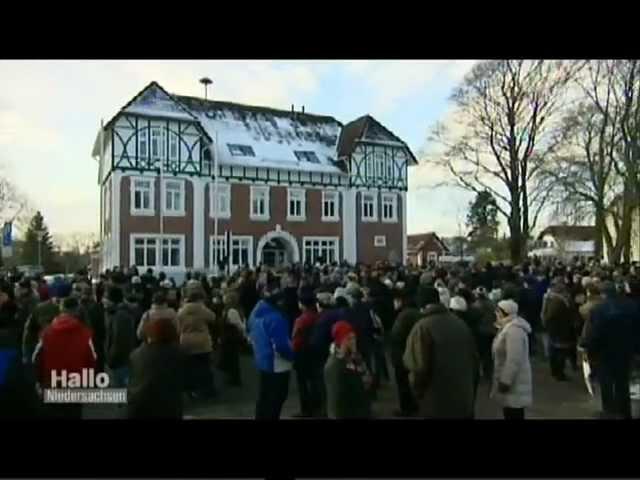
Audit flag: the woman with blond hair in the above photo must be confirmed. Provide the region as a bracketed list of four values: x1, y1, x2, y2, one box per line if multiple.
[219, 288, 246, 387]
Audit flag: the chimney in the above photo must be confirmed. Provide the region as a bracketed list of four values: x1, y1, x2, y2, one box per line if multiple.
[291, 104, 295, 113]
[301, 105, 305, 114]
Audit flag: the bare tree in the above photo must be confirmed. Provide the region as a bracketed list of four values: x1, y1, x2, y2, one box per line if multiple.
[427, 60, 583, 263]
[541, 60, 640, 263]
[0, 170, 33, 232]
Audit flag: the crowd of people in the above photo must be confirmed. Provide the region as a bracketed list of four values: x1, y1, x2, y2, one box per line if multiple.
[1, 257, 639, 419]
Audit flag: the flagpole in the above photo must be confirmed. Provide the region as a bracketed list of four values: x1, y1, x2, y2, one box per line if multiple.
[213, 131, 219, 277]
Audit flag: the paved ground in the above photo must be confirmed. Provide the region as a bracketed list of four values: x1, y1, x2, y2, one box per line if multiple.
[84, 350, 603, 419]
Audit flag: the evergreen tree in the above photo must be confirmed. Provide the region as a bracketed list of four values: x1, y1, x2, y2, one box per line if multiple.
[466, 191, 499, 244]
[21, 211, 57, 272]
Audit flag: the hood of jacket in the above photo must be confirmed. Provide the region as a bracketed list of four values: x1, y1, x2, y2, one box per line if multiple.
[501, 315, 532, 335]
[251, 299, 281, 320]
[50, 313, 84, 332]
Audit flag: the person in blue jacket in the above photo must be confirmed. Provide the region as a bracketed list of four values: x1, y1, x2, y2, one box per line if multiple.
[248, 279, 295, 420]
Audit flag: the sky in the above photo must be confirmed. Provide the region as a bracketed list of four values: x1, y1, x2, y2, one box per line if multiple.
[0, 60, 478, 239]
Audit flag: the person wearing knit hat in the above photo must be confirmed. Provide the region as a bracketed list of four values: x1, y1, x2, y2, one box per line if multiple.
[324, 320, 372, 419]
[491, 298, 532, 419]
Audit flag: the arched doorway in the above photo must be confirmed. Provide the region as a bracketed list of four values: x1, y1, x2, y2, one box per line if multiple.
[256, 229, 300, 267]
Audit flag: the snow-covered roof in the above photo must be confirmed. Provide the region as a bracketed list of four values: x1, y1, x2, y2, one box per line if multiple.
[177, 95, 345, 174]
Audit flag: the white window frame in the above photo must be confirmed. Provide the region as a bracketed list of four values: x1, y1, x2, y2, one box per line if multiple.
[374, 235, 386, 247]
[150, 126, 166, 160]
[138, 128, 148, 159]
[361, 191, 378, 222]
[381, 192, 398, 223]
[163, 179, 185, 217]
[250, 185, 270, 221]
[322, 190, 340, 222]
[210, 236, 228, 269]
[375, 151, 385, 179]
[210, 183, 231, 219]
[427, 251, 438, 262]
[130, 234, 185, 271]
[210, 235, 253, 271]
[287, 188, 306, 222]
[168, 131, 179, 161]
[130, 176, 155, 216]
[302, 237, 340, 265]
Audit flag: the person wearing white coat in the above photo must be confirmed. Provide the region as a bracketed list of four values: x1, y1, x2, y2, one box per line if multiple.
[491, 299, 533, 420]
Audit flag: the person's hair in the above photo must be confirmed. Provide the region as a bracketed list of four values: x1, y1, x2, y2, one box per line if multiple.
[144, 317, 178, 344]
[187, 288, 205, 303]
[152, 290, 168, 306]
[586, 282, 601, 297]
[62, 296, 80, 313]
[106, 286, 124, 304]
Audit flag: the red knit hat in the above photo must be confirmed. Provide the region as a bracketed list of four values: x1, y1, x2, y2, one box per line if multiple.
[331, 321, 355, 347]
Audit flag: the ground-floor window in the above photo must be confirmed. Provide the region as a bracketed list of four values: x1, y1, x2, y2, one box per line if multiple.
[131, 234, 184, 269]
[210, 235, 253, 271]
[303, 237, 339, 265]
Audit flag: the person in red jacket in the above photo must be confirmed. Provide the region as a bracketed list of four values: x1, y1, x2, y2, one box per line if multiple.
[292, 287, 320, 417]
[33, 296, 97, 419]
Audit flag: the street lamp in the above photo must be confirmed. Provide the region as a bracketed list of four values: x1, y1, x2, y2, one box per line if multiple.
[35, 229, 46, 271]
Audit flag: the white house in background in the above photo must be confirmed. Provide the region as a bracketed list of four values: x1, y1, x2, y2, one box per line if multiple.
[528, 225, 596, 262]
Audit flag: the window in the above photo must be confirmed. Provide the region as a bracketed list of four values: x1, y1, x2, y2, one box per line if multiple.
[374, 235, 386, 247]
[366, 155, 374, 179]
[250, 186, 269, 220]
[131, 177, 154, 215]
[287, 188, 306, 221]
[210, 236, 228, 268]
[386, 156, 394, 179]
[164, 180, 184, 215]
[361, 192, 377, 221]
[381, 193, 398, 222]
[210, 183, 231, 219]
[227, 144, 255, 157]
[427, 252, 438, 262]
[161, 238, 182, 267]
[294, 151, 320, 163]
[169, 131, 178, 160]
[303, 237, 339, 265]
[210, 235, 253, 271]
[322, 191, 339, 221]
[139, 128, 148, 159]
[375, 151, 385, 178]
[132, 235, 184, 269]
[202, 148, 213, 176]
[151, 126, 165, 160]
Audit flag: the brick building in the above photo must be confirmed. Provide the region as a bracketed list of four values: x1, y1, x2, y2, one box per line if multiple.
[407, 232, 450, 266]
[93, 81, 417, 279]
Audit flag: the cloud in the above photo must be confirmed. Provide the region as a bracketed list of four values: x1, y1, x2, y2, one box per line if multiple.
[344, 60, 476, 113]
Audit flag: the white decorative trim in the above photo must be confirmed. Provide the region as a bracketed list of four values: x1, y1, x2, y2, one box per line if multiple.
[302, 236, 340, 264]
[374, 235, 387, 247]
[342, 190, 357, 264]
[402, 191, 407, 266]
[287, 187, 306, 222]
[130, 233, 186, 270]
[130, 175, 155, 216]
[193, 178, 205, 269]
[250, 185, 270, 221]
[256, 230, 300, 264]
[112, 172, 122, 268]
[381, 192, 398, 223]
[321, 190, 340, 222]
[209, 182, 231, 220]
[162, 178, 186, 217]
[361, 190, 378, 222]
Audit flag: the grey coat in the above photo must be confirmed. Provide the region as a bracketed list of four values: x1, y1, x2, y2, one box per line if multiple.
[491, 316, 533, 408]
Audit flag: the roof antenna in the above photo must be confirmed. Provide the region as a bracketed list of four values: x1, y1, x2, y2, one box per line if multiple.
[200, 77, 213, 100]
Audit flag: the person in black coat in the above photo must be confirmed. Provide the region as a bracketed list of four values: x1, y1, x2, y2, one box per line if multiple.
[127, 316, 184, 419]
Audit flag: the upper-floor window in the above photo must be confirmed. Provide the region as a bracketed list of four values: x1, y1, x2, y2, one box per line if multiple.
[381, 193, 398, 222]
[139, 129, 148, 158]
[169, 131, 178, 161]
[375, 151, 385, 178]
[322, 191, 339, 221]
[131, 177, 154, 215]
[366, 154, 374, 179]
[210, 183, 231, 219]
[164, 179, 184, 215]
[151, 127, 165, 160]
[287, 188, 306, 221]
[228, 144, 255, 157]
[294, 151, 320, 164]
[250, 186, 269, 220]
[361, 192, 377, 221]
[386, 156, 394, 179]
